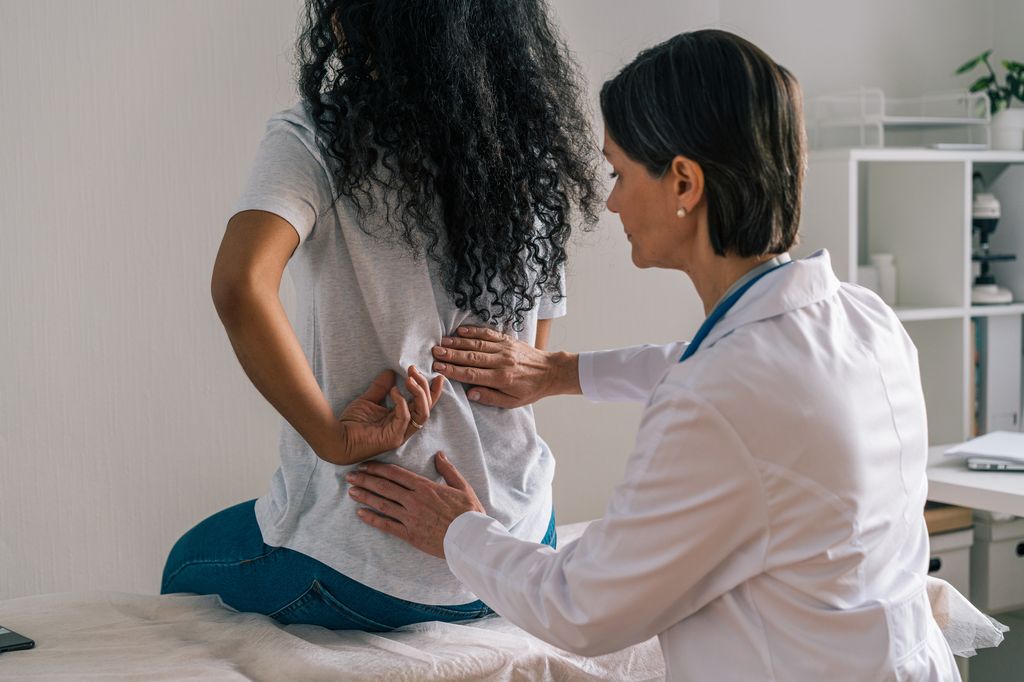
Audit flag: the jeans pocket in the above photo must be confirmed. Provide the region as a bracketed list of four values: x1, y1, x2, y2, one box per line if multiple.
[393, 598, 493, 622]
[268, 579, 393, 632]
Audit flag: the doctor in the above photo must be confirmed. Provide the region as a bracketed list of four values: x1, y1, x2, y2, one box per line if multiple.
[345, 29, 961, 681]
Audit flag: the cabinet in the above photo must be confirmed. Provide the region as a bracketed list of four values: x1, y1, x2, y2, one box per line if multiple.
[798, 148, 1024, 445]
[929, 528, 973, 598]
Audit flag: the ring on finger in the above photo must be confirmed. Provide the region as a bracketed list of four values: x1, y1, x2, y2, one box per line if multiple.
[410, 417, 425, 430]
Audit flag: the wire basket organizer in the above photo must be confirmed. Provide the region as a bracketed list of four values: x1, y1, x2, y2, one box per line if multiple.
[807, 88, 991, 149]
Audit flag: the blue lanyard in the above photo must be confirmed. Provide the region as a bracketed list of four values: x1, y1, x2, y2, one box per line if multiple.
[679, 261, 792, 363]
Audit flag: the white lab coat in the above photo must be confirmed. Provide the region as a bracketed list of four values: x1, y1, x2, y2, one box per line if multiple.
[444, 250, 961, 681]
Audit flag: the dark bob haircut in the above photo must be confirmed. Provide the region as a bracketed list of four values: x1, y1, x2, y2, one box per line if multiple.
[600, 29, 805, 257]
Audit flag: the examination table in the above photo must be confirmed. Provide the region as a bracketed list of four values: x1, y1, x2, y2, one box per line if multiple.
[0, 522, 664, 681]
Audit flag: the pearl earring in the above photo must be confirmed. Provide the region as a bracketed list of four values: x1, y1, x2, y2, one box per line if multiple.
[676, 207, 687, 218]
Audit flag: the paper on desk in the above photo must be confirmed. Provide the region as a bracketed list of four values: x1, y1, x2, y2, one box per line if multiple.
[944, 431, 1024, 463]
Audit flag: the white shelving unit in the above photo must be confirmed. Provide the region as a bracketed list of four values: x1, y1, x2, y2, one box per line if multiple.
[807, 89, 991, 149]
[798, 148, 1024, 446]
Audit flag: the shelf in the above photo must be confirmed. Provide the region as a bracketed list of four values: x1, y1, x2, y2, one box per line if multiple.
[812, 148, 1024, 163]
[802, 149, 1024, 446]
[815, 117, 987, 129]
[969, 303, 1024, 317]
[807, 90, 990, 150]
[895, 306, 966, 322]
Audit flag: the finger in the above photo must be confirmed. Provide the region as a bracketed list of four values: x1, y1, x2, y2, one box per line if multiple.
[360, 370, 397, 404]
[431, 362, 502, 388]
[348, 487, 409, 523]
[433, 346, 504, 369]
[358, 461, 431, 490]
[454, 326, 508, 343]
[410, 364, 430, 391]
[388, 387, 411, 440]
[465, 386, 519, 409]
[405, 369, 430, 425]
[429, 375, 445, 406]
[434, 451, 471, 491]
[436, 336, 502, 354]
[410, 366, 432, 410]
[347, 471, 415, 501]
[356, 507, 410, 541]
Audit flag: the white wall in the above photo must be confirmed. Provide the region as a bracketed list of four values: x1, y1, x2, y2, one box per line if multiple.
[0, 0, 1009, 598]
[0, 0, 304, 599]
[994, 0, 1024, 75]
[719, 0, 995, 99]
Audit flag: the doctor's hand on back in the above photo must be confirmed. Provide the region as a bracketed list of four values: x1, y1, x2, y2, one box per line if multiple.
[346, 451, 486, 559]
[429, 326, 579, 408]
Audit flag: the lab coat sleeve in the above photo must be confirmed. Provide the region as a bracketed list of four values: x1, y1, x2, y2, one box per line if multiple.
[444, 387, 768, 656]
[577, 341, 688, 403]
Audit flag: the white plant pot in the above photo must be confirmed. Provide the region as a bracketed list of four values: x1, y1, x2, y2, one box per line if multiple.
[991, 108, 1024, 151]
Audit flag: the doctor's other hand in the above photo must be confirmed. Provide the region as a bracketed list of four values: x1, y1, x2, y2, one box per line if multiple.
[431, 326, 580, 408]
[347, 452, 486, 559]
[328, 366, 444, 466]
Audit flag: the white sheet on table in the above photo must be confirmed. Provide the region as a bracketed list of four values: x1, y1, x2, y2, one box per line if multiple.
[0, 522, 664, 681]
[0, 591, 664, 681]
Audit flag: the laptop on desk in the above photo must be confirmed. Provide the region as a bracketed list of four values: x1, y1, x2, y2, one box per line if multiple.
[945, 431, 1024, 472]
[965, 457, 1024, 472]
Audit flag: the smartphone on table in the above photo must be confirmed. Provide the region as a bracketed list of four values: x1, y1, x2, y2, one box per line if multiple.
[0, 624, 34, 653]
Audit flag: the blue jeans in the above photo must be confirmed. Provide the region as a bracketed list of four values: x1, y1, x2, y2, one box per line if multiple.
[161, 499, 556, 631]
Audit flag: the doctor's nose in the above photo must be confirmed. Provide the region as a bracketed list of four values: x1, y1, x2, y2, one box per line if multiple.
[605, 190, 619, 214]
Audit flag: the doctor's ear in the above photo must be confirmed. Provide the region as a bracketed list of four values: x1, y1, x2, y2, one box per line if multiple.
[666, 155, 705, 209]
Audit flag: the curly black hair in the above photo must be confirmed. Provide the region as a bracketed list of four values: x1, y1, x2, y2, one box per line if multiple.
[297, 0, 602, 329]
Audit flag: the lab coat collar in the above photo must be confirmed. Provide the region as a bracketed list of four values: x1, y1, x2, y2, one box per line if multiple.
[700, 249, 840, 351]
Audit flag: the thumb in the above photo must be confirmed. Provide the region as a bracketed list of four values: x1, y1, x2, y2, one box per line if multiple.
[360, 370, 397, 404]
[434, 451, 469, 490]
[429, 375, 445, 406]
[387, 387, 411, 438]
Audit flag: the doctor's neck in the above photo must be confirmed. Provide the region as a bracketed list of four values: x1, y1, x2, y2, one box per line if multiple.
[689, 250, 780, 317]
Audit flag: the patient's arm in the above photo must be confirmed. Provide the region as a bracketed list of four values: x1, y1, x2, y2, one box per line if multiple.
[212, 210, 442, 465]
[535, 318, 553, 351]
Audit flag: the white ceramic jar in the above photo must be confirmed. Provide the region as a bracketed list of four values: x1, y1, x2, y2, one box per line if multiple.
[870, 253, 897, 306]
[991, 108, 1024, 151]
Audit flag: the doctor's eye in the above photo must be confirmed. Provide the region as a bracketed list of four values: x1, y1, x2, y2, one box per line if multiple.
[608, 171, 619, 179]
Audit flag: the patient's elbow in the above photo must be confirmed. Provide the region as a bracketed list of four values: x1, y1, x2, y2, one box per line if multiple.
[211, 271, 237, 319]
[210, 267, 259, 326]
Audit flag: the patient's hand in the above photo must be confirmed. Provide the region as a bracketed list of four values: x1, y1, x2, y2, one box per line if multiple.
[431, 326, 579, 408]
[331, 366, 444, 466]
[347, 452, 486, 559]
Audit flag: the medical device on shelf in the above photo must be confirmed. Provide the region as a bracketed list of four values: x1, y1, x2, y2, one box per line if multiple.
[972, 173, 1015, 305]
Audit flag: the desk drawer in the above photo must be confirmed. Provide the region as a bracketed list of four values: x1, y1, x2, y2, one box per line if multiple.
[929, 529, 972, 597]
[971, 516, 1024, 613]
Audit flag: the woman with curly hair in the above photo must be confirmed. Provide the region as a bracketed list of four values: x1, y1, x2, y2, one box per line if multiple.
[159, 0, 600, 630]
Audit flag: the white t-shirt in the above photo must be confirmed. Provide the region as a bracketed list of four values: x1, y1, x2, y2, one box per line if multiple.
[232, 103, 563, 604]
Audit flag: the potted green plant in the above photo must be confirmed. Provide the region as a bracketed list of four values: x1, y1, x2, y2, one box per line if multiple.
[956, 50, 1024, 150]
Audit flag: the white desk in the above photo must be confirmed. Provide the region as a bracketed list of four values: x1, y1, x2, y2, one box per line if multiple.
[928, 445, 1024, 516]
